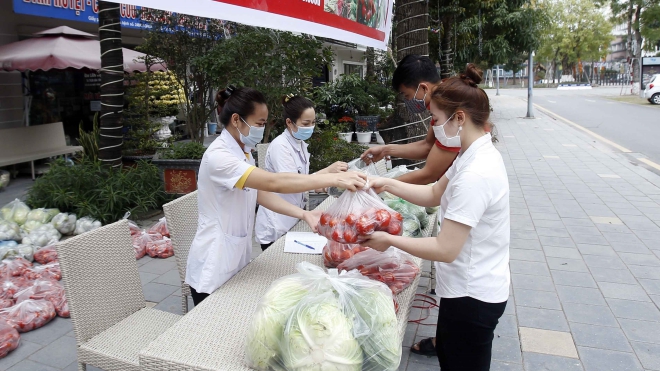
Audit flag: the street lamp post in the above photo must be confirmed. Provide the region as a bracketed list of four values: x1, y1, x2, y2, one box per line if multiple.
[496, 65, 500, 96]
[526, 51, 534, 118]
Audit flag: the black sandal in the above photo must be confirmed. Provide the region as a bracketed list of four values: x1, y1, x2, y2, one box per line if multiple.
[410, 337, 437, 356]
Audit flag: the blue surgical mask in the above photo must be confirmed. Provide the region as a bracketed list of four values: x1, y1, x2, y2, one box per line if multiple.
[239, 117, 265, 148]
[404, 84, 427, 114]
[292, 125, 315, 141]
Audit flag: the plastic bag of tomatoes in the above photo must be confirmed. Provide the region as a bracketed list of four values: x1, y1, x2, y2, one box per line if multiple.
[337, 248, 420, 295]
[14, 280, 69, 318]
[22, 262, 61, 281]
[0, 299, 56, 332]
[0, 322, 19, 358]
[0, 259, 32, 278]
[132, 231, 162, 260]
[322, 241, 369, 268]
[146, 237, 174, 259]
[318, 188, 403, 244]
[33, 245, 58, 265]
[148, 217, 170, 238]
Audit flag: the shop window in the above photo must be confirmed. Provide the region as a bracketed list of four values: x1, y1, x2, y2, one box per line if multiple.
[343, 63, 364, 78]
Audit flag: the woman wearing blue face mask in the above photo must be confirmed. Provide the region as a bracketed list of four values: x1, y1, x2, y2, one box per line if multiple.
[187, 88, 366, 306]
[255, 94, 349, 251]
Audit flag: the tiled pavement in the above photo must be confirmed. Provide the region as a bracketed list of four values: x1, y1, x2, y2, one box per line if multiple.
[2, 92, 660, 370]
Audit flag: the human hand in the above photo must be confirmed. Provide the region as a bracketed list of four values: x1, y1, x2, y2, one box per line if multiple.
[367, 176, 390, 194]
[360, 146, 389, 164]
[360, 231, 392, 252]
[325, 161, 348, 173]
[335, 171, 368, 192]
[302, 209, 322, 233]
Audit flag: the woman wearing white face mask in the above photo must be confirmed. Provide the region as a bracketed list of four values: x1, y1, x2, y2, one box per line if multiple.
[186, 86, 367, 306]
[255, 95, 349, 251]
[362, 64, 510, 371]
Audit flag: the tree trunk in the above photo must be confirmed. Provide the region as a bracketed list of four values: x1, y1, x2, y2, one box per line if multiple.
[633, 4, 643, 85]
[440, 15, 454, 79]
[366, 47, 375, 80]
[98, 1, 124, 167]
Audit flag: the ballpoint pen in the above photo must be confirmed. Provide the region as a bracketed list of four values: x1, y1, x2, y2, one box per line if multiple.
[294, 240, 316, 250]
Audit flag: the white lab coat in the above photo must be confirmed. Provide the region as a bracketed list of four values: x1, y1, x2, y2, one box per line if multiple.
[255, 129, 310, 244]
[185, 129, 257, 294]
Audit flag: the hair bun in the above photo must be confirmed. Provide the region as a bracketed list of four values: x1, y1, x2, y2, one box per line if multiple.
[462, 63, 483, 87]
[217, 84, 237, 107]
[281, 93, 295, 106]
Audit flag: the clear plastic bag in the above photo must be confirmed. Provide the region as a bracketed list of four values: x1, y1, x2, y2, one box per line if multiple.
[0, 299, 12, 310]
[322, 240, 369, 268]
[25, 208, 59, 225]
[0, 259, 32, 277]
[148, 217, 169, 238]
[14, 280, 69, 317]
[34, 245, 58, 265]
[132, 231, 162, 260]
[245, 262, 401, 371]
[0, 322, 20, 358]
[337, 248, 420, 295]
[0, 299, 56, 332]
[22, 262, 61, 281]
[146, 237, 173, 259]
[0, 220, 21, 242]
[0, 199, 30, 225]
[74, 217, 102, 235]
[381, 165, 411, 179]
[21, 224, 61, 248]
[318, 188, 403, 244]
[50, 213, 77, 235]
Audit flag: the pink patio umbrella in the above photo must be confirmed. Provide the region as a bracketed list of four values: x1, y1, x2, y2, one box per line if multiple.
[0, 26, 166, 72]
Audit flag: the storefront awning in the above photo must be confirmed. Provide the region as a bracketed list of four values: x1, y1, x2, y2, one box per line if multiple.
[0, 26, 166, 72]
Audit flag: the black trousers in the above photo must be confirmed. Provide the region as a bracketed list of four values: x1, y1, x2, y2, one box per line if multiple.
[261, 242, 273, 251]
[436, 296, 507, 371]
[190, 286, 210, 306]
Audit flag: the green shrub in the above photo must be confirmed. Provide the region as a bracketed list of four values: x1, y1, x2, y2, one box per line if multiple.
[26, 159, 170, 224]
[308, 124, 367, 173]
[159, 142, 207, 160]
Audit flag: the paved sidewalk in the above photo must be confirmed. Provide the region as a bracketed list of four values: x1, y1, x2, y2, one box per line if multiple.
[402, 93, 660, 371]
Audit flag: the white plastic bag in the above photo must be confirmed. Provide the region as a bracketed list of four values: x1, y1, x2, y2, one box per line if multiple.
[50, 213, 77, 235]
[26, 208, 59, 224]
[74, 217, 102, 235]
[0, 221, 21, 242]
[21, 224, 61, 247]
[245, 262, 401, 371]
[0, 200, 30, 225]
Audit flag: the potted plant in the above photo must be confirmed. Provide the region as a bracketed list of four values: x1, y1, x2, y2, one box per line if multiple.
[337, 116, 355, 142]
[152, 141, 207, 194]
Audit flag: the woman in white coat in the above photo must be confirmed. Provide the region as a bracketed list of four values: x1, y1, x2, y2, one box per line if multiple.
[186, 86, 366, 305]
[363, 65, 509, 371]
[255, 95, 348, 251]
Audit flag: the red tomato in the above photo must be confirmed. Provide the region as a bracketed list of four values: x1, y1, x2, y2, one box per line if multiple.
[329, 218, 340, 228]
[356, 215, 376, 235]
[352, 246, 363, 255]
[340, 250, 354, 261]
[331, 250, 341, 261]
[392, 212, 403, 221]
[345, 213, 359, 226]
[320, 213, 331, 226]
[387, 220, 402, 235]
[344, 229, 358, 244]
[375, 209, 391, 229]
[332, 228, 343, 242]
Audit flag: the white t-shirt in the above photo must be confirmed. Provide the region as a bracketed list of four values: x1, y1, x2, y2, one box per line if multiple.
[435, 133, 510, 303]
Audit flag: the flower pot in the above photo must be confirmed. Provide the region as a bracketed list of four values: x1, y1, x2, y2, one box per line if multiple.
[355, 116, 379, 132]
[153, 116, 175, 141]
[375, 131, 385, 144]
[152, 153, 202, 194]
[339, 132, 354, 142]
[356, 132, 372, 144]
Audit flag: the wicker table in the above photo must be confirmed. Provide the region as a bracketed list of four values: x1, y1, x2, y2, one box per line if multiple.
[139, 197, 437, 371]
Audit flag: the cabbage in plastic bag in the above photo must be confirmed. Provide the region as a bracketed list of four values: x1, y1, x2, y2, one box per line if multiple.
[26, 208, 59, 224]
[50, 213, 76, 235]
[0, 220, 21, 241]
[21, 224, 61, 247]
[0, 199, 30, 225]
[74, 217, 102, 235]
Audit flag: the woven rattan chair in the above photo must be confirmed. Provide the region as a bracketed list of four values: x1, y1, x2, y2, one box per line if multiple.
[162, 191, 198, 314]
[56, 219, 181, 371]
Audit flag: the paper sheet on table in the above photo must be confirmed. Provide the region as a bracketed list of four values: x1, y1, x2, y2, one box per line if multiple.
[284, 232, 326, 255]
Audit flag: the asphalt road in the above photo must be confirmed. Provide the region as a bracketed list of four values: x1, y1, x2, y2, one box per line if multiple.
[492, 87, 660, 168]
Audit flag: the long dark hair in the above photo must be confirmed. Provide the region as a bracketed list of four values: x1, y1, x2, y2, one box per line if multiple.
[216, 85, 267, 126]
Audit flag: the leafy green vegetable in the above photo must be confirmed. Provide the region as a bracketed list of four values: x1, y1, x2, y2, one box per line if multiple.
[245, 276, 310, 370]
[282, 292, 363, 371]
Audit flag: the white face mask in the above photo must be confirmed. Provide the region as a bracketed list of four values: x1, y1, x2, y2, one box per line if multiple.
[433, 113, 462, 148]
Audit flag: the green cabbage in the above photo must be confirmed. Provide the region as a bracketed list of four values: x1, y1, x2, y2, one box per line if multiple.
[0, 199, 30, 225]
[281, 292, 363, 371]
[245, 276, 310, 370]
[26, 208, 59, 224]
[349, 286, 401, 371]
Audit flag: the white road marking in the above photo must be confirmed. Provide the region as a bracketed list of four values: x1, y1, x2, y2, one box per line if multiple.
[585, 99, 596, 102]
[638, 158, 660, 171]
[598, 174, 621, 179]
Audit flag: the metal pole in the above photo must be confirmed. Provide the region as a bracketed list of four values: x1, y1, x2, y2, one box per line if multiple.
[526, 52, 534, 118]
[496, 65, 500, 95]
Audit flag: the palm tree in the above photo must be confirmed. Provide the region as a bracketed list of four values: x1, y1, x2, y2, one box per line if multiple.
[98, 1, 124, 167]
